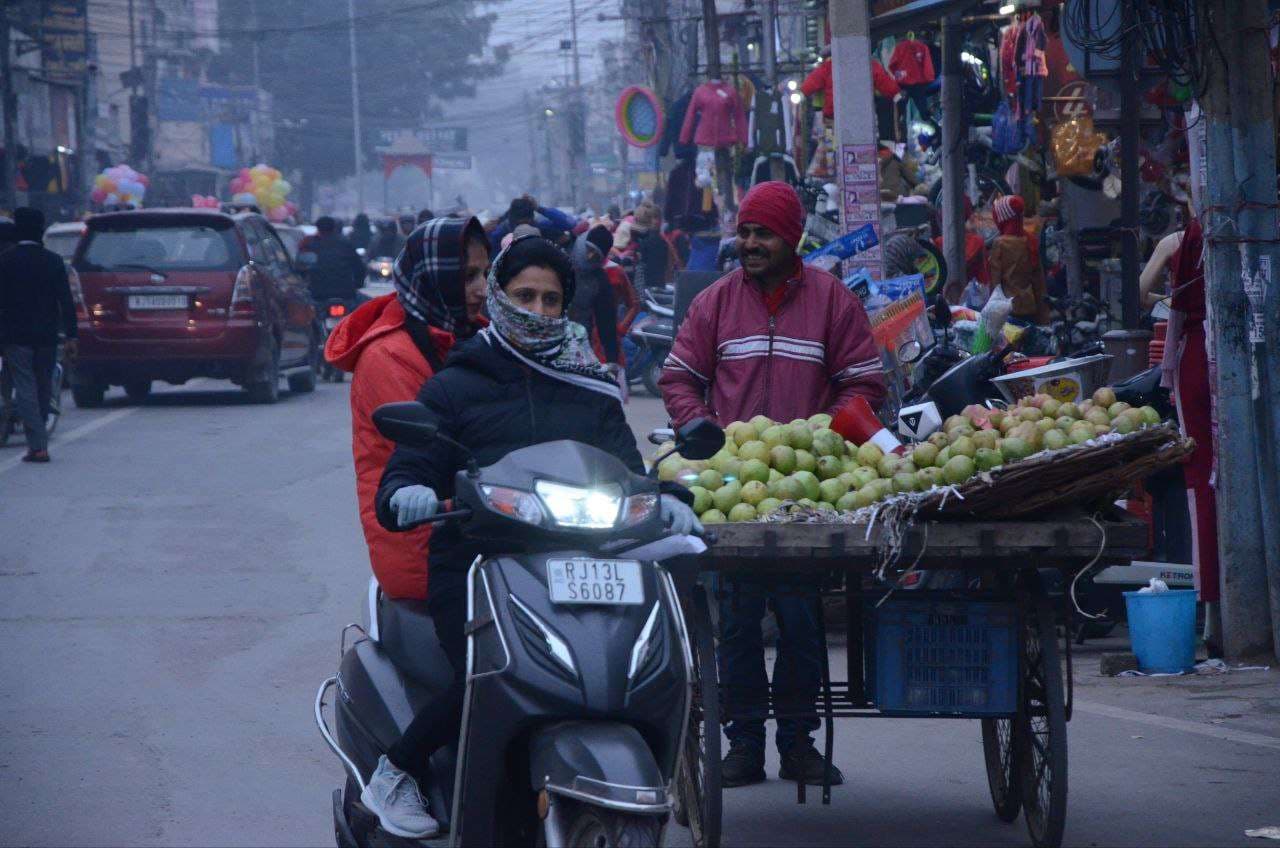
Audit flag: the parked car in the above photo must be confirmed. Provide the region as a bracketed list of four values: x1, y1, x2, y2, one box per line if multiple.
[70, 209, 320, 406]
[43, 221, 86, 260]
[271, 223, 316, 261]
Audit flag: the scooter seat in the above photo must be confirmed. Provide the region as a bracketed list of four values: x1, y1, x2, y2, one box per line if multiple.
[378, 598, 455, 693]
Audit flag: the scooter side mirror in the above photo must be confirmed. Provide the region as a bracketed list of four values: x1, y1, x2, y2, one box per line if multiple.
[373, 401, 439, 448]
[897, 339, 923, 364]
[676, 417, 725, 461]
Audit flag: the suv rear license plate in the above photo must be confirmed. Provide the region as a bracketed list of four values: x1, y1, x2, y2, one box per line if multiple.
[546, 559, 643, 606]
[128, 294, 187, 310]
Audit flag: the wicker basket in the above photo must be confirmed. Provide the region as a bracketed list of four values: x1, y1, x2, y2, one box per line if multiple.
[913, 422, 1194, 519]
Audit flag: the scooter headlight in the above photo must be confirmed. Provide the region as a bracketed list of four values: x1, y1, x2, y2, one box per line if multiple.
[534, 481, 623, 529]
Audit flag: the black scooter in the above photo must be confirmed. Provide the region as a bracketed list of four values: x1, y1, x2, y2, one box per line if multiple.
[316, 403, 723, 847]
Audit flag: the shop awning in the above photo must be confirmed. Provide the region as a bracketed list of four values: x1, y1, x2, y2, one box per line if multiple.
[870, 0, 985, 37]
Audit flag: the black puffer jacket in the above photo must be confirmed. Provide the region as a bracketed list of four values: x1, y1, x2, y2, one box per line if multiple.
[376, 331, 649, 595]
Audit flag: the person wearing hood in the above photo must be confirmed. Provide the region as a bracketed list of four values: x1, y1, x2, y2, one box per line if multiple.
[987, 195, 1049, 324]
[569, 224, 621, 366]
[349, 213, 374, 252]
[324, 217, 490, 602]
[369, 218, 405, 260]
[364, 234, 699, 838]
[629, 202, 670, 290]
[0, 207, 77, 462]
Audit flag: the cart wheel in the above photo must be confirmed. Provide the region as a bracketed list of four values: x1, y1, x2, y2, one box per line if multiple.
[981, 718, 1021, 822]
[674, 585, 722, 848]
[1016, 593, 1068, 848]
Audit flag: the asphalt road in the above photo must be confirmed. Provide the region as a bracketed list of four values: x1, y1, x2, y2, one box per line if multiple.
[2, 381, 1277, 847]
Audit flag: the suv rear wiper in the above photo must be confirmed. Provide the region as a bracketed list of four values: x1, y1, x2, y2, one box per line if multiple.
[108, 263, 168, 279]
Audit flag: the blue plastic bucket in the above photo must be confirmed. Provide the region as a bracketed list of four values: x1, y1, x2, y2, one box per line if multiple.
[1123, 589, 1198, 673]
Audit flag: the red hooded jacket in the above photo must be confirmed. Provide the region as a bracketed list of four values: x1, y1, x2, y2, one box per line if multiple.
[325, 294, 457, 599]
[658, 264, 886, 428]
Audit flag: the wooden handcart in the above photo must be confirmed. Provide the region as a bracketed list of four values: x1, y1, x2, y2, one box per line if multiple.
[667, 512, 1150, 848]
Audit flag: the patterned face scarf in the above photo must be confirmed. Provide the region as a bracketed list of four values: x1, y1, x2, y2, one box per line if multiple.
[392, 216, 485, 336]
[482, 235, 620, 399]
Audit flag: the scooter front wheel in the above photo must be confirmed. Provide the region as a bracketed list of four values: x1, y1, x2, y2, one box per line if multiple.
[561, 804, 662, 848]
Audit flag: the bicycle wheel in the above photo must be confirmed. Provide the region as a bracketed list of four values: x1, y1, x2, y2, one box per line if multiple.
[981, 717, 1021, 822]
[674, 585, 721, 848]
[1015, 592, 1068, 848]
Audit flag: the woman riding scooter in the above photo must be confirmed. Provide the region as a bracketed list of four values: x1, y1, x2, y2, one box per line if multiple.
[365, 234, 700, 838]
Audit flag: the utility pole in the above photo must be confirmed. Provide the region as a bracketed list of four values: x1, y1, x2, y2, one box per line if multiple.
[939, 11, 966, 301]
[346, 0, 365, 213]
[1198, 0, 1274, 662]
[700, 0, 736, 213]
[81, 17, 96, 205]
[1118, 0, 1141, 328]
[566, 0, 584, 210]
[828, 0, 883, 279]
[1222, 0, 1280, 659]
[761, 0, 784, 181]
[1, 18, 18, 212]
[524, 92, 541, 196]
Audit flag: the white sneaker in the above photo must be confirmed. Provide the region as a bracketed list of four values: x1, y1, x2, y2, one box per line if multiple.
[360, 755, 441, 839]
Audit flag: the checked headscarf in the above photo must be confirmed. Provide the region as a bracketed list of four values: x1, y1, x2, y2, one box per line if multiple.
[392, 216, 486, 336]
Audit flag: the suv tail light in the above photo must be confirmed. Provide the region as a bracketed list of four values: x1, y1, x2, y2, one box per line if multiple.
[328, 303, 347, 318]
[68, 266, 88, 319]
[231, 265, 255, 316]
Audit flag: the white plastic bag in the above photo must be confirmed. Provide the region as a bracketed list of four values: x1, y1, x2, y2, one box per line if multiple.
[1137, 578, 1170, 594]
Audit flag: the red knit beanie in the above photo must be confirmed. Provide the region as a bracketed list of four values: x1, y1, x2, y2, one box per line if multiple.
[737, 181, 804, 248]
[992, 195, 1024, 225]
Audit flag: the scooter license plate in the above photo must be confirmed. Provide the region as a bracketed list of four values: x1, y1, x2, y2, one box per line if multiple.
[546, 559, 643, 606]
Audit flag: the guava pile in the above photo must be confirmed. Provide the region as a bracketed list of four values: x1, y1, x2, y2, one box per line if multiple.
[655, 389, 1165, 523]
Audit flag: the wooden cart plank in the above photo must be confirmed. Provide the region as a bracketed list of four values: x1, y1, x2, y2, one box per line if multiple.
[699, 516, 1147, 570]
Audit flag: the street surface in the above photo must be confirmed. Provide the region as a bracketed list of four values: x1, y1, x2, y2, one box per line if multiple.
[2, 381, 1277, 847]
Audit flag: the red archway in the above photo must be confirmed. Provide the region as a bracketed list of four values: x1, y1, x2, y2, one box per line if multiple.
[380, 153, 433, 180]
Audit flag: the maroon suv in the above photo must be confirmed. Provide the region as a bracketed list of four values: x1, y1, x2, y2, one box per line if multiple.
[71, 209, 320, 406]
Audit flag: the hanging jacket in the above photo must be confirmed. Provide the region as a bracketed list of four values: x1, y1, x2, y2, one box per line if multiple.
[889, 39, 936, 87]
[324, 294, 458, 599]
[1000, 21, 1023, 96]
[679, 80, 749, 148]
[658, 263, 886, 428]
[374, 332, 657, 597]
[660, 90, 699, 160]
[1017, 13, 1049, 78]
[801, 59, 835, 118]
[873, 60, 901, 100]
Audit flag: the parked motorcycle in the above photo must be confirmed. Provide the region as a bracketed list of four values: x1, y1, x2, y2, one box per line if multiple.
[316, 402, 723, 847]
[625, 290, 674, 397]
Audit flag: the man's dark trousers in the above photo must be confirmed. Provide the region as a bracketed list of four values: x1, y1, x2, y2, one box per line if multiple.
[2, 345, 55, 452]
[717, 583, 823, 755]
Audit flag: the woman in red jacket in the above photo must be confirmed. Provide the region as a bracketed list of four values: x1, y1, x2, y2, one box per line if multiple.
[324, 217, 490, 600]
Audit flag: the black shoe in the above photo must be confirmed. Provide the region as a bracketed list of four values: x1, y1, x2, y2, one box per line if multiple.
[779, 744, 844, 786]
[721, 742, 766, 787]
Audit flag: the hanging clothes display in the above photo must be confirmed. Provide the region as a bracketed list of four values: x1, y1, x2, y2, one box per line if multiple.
[801, 58, 835, 118]
[751, 83, 787, 155]
[679, 80, 749, 148]
[1015, 12, 1047, 116]
[664, 158, 700, 229]
[889, 36, 937, 130]
[999, 20, 1022, 98]
[872, 59, 901, 140]
[660, 89, 698, 160]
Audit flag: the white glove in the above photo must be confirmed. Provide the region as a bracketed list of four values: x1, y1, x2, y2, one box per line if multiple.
[660, 494, 703, 536]
[389, 485, 439, 527]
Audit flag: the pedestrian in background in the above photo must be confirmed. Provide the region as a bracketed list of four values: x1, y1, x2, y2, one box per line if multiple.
[0, 208, 78, 463]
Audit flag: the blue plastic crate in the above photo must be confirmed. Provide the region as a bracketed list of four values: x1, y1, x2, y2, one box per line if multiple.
[865, 596, 1018, 717]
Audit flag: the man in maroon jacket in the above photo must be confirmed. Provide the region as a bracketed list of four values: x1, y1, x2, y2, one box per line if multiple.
[659, 181, 885, 788]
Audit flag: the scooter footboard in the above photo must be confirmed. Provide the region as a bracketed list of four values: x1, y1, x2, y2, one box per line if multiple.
[528, 720, 669, 814]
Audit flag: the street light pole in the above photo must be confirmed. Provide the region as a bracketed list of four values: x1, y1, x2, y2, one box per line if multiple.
[567, 0, 584, 209]
[761, 0, 785, 182]
[347, 0, 365, 213]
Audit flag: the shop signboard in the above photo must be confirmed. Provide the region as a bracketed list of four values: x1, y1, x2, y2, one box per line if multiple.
[374, 127, 468, 153]
[41, 0, 87, 83]
[431, 154, 472, 171]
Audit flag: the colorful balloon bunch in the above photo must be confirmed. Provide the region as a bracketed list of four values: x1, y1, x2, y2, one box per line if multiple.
[191, 194, 220, 209]
[92, 164, 148, 207]
[229, 164, 297, 223]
